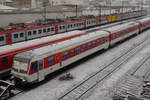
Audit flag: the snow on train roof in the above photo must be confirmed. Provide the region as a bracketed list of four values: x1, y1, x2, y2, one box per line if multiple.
[22, 30, 109, 57]
[138, 17, 150, 22]
[104, 22, 138, 32]
[0, 30, 84, 54]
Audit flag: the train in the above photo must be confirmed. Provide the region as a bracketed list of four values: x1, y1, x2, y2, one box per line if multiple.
[11, 17, 150, 83]
[0, 10, 147, 46]
[0, 31, 86, 77]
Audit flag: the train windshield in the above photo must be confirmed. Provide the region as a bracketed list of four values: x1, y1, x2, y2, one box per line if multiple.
[13, 56, 30, 74]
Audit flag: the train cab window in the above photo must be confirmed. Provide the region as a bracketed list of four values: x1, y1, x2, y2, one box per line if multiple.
[31, 62, 38, 73]
[2, 57, 8, 66]
[28, 31, 32, 36]
[14, 34, 18, 38]
[76, 47, 81, 54]
[62, 52, 69, 60]
[33, 31, 37, 35]
[38, 30, 42, 34]
[20, 33, 24, 37]
[70, 49, 74, 56]
[0, 36, 4, 41]
[48, 56, 55, 65]
[51, 27, 54, 31]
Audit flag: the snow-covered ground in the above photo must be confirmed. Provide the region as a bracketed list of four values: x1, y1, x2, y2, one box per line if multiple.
[84, 37, 150, 100]
[11, 30, 150, 100]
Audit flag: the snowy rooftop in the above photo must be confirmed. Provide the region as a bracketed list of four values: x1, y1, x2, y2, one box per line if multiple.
[0, 30, 85, 55]
[18, 30, 109, 58]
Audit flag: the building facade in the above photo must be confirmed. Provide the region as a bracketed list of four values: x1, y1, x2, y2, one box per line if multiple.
[48, 0, 89, 6]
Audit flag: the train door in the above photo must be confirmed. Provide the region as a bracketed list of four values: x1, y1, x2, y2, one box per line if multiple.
[38, 60, 45, 82]
[6, 33, 12, 44]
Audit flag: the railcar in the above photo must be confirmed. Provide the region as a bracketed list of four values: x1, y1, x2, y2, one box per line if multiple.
[136, 17, 150, 31]
[0, 10, 147, 46]
[0, 30, 86, 77]
[11, 21, 144, 83]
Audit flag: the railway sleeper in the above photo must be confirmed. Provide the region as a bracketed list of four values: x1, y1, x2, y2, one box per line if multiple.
[0, 80, 16, 100]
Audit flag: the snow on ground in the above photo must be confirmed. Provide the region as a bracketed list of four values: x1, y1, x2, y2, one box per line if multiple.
[11, 30, 150, 100]
[84, 40, 150, 100]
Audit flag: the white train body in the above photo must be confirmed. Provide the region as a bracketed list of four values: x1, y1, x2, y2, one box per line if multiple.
[11, 19, 150, 83]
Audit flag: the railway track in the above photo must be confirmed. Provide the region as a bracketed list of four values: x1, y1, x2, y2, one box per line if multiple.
[56, 33, 150, 100]
[0, 16, 149, 100]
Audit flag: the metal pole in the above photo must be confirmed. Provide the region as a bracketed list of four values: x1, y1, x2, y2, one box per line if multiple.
[75, 5, 78, 17]
[121, 0, 124, 23]
[43, 2, 47, 21]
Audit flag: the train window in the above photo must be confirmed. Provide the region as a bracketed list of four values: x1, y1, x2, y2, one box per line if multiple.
[76, 47, 80, 54]
[33, 31, 37, 35]
[88, 43, 91, 48]
[31, 62, 38, 73]
[48, 56, 55, 65]
[38, 30, 42, 34]
[43, 29, 47, 33]
[82, 44, 86, 51]
[14, 34, 18, 38]
[20, 33, 24, 37]
[68, 25, 70, 28]
[71, 24, 73, 27]
[38, 60, 44, 70]
[63, 26, 65, 29]
[0, 36, 4, 41]
[92, 41, 96, 47]
[62, 52, 69, 60]
[28, 31, 32, 36]
[47, 28, 50, 32]
[70, 49, 74, 56]
[51, 27, 54, 31]
[59, 26, 62, 30]
[2, 57, 8, 66]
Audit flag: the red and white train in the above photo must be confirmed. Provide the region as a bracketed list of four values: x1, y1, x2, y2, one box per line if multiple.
[0, 10, 147, 46]
[11, 17, 150, 83]
[0, 30, 86, 77]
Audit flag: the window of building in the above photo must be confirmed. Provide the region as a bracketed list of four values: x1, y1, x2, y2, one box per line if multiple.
[0, 36, 4, 41]
[48, 56, 55, 65]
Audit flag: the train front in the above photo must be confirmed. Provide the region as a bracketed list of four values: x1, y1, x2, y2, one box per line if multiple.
[11, 52, 36, 83]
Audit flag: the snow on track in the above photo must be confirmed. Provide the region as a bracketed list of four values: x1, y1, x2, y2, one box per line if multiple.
[11, 30, 150, 100]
